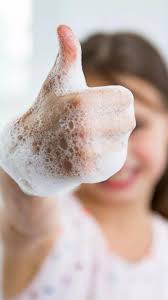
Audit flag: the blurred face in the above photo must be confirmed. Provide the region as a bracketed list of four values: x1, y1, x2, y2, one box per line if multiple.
[77, 73, 168, 206]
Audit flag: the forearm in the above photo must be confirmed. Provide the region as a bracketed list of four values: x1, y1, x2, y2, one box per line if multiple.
[0, 168, 58, 250]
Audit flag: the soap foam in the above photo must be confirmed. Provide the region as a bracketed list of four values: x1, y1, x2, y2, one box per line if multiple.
[0, 86, 134, 197]
[0, 26, 135, 197]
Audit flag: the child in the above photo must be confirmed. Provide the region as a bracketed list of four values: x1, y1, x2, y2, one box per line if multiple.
[0, 25, 168, 300]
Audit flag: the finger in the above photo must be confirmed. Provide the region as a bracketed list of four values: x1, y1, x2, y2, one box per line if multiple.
[52, 25, 86, 96]
[76, 85, 135, 133]
[57, 25, 81, 69]
[79, 85, 134, 112]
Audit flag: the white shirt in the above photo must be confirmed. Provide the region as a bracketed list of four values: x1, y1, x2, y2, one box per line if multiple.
[2, 194, 168, 300]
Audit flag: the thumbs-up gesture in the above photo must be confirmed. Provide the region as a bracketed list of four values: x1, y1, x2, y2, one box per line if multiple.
[0, 25, 136, 197]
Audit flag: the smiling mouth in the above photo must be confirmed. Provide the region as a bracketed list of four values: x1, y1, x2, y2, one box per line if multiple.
[99, 165, 140, 190]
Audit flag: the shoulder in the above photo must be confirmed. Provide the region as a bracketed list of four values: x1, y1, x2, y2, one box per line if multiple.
[153, 213, 168, 234]
[152, 213, 168, 260]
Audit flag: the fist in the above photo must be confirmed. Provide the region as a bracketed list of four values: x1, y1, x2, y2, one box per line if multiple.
[0, 25, 135, 196]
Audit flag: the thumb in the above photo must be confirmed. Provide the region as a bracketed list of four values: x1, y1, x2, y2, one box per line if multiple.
[46, 25, 87, 97]
[57, 24, 81, 70]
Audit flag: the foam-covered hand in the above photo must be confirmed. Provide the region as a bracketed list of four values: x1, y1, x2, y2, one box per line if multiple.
[0, 25, 136, 196]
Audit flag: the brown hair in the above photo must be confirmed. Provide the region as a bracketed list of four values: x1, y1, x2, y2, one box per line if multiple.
[81, 32, 168, 218]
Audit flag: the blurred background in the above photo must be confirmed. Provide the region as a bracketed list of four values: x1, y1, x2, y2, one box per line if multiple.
[0, 0, 168, 126]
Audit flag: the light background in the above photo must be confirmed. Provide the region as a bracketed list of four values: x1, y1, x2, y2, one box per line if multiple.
[0, 0, 168, 126]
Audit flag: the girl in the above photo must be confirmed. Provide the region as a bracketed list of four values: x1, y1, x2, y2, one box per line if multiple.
[0, 25, 168, 299]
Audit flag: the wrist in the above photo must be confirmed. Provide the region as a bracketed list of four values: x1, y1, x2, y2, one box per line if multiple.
[0, 169, 58, 242]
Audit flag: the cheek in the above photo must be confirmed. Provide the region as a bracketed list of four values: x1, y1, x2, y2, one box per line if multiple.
[131, 129, 167, 180]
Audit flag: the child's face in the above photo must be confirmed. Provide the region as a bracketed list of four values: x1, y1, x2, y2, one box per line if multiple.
[78, 73, 168, 206]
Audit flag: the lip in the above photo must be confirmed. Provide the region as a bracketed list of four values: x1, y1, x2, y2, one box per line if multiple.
[99, 169, 139, 190]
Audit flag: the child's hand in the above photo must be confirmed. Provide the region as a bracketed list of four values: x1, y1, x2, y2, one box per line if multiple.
[0, 25, 136, 197]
